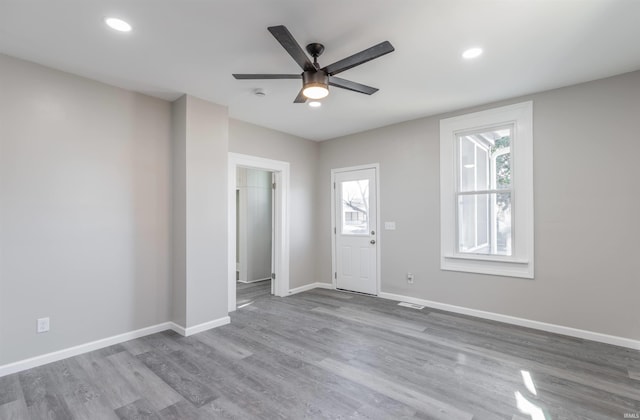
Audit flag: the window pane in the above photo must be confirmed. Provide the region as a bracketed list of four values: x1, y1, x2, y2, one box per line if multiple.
[477, 193, 489, 245]
[460, 136, 476, 192]
[491, 129, 511, 190]
[459, 128, 511, 192]
[341, 180, 369, 235]
[459, 195, 476, 250]
[458, 192, 512, 256]
[494, 192, 512, 255]
[477, 147, 489, 190]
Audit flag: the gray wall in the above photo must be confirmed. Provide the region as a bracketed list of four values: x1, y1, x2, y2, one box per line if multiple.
[172, 95, 229, 328]
[184, 96, 228, 327]
[171, 96, 187, 327]
[0, 54, 173, 365]
[318, 70, 640, 341]
[229, 119, 319, 289]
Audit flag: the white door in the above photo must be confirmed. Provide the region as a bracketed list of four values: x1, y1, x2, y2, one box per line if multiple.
[334, 168, 377, 295]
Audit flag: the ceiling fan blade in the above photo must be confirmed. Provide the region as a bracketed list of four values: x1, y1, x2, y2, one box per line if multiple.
[268, 25, 315, 72]
[329, 77, 379, 95]
[233, 74, 301, 80]
[323, 41, 394, 76]
[293, 89, 307, 103]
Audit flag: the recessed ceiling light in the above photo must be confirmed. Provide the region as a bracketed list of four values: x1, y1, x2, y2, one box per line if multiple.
[105, 17, 132, 32]
[308, 101, 322, 108]
[462, 47, 483, 60]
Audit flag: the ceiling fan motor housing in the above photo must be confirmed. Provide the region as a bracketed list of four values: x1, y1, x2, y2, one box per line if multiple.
[302, 70, 328, 87]
[302, 70, 329, 99]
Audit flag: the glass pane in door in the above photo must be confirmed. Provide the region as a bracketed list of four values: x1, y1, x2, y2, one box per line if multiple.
[341, 180, 369, 235]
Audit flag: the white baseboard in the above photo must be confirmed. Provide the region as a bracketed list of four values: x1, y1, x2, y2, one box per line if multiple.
[288, 282, 333, 295]
[0, 322, 171, 377]
[237, 278, 270, 284]
[171, 316, 230, 337]
[379, 292, 640, 351]
[0, 315, 231, 378]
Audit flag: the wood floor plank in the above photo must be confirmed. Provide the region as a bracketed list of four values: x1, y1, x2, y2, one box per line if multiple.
[426, 311, 633, 376]
[193, 331, 253, 361]
[106, 350, 183, 412]
[158, 400, 207, 420]
[75, 349, 140, 410]
[159, 335, 303, 419]
[0, 374, 20, 406]
[311, 306, 426, 336]
[47, 358, 120, 420]
[19, 365, 74, 420]
[199, 396, 262, 420]
[0, 398, 29, 420]
[115, 398, 161, 420]
[316, 357, 474, 420]
[137, 350, 217, 408]
[1, 285, 639, 419]
[236, 279, 271, 305]
[120, 338, 154, 356]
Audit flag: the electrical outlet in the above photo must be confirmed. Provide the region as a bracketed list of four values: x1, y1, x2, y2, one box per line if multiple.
[37, 317, 50, 333]
[407, 273, 414, 284]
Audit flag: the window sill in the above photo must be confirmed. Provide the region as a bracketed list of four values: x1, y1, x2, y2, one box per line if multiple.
[443, 254, 529, 264]
[441, 255, 534, 279]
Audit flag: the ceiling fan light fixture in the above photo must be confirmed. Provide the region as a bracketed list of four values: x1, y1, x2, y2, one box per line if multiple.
[302, 70, 329, 99]
[303, 84, 329, 99]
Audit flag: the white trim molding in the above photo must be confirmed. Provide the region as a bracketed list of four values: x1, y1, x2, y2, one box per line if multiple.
[0, 323, 172, 377]
[288, 282, 333, 296]
[170, 316, 230, 337]
[440, 101, 534, 279]
[379, 292, 640, 351]
[228, 153, 291, 312]
[0, 317, 230, 377]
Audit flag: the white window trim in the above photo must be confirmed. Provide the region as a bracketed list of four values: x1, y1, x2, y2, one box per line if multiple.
[440, 101, 534, 279]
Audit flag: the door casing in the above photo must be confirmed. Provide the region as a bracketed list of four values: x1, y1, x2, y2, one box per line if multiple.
[331, 164, 381, 295]
[228, 153, 290, 312]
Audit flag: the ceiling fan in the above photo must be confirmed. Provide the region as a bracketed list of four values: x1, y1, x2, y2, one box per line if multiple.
[233, 25, 394, 103]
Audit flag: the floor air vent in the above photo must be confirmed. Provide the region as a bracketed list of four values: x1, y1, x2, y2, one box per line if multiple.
[398, 302, 425, 310]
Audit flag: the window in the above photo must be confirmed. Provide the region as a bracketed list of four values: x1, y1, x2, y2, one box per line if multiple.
[341, 179, 369, 235]
[458, 127, 511, 256]
[440, 102, 534, 278]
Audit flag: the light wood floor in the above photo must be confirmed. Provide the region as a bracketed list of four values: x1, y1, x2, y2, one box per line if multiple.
[1, 288, 639, 419]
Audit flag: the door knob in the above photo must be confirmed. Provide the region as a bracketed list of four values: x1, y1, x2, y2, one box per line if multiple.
[370, 239, 376, 244]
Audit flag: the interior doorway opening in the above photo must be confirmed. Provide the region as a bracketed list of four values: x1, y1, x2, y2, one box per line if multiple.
[236, 167, 274, 307]
[228, 153, 290, 313]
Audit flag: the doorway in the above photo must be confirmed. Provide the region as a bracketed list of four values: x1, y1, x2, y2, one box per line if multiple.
[228, 153, 290, 312]
[236, 167, 274, 307]
[331, 165, 380, 295]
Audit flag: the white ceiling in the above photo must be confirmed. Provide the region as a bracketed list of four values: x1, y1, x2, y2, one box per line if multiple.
[1, 0, 639, 141]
